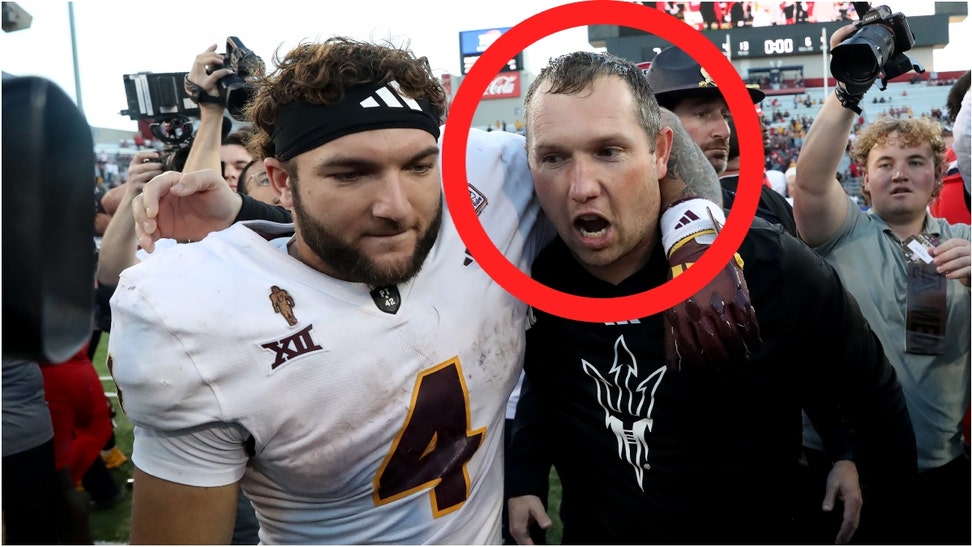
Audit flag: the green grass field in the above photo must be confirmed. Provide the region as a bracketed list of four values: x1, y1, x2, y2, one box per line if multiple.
[88, 334, 563, 544]
[89, 335, 135, 543]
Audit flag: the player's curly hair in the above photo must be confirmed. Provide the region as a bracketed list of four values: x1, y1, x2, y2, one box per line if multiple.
[852, 115, 947, 179]
[244, 36, 447, 163]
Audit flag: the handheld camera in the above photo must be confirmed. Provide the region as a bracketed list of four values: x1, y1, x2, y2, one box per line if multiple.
[119, 72, 196, 170]
[830, 4, 925, 94]
[212, 36, 265, 121]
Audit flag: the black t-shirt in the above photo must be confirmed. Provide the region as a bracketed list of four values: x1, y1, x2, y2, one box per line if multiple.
[506, 219, 914, 544]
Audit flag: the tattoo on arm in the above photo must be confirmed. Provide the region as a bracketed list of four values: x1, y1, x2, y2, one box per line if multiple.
[659, 109, 723, 207]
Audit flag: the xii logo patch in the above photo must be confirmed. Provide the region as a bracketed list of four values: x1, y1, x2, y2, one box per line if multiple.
[261, 325, 324, 371]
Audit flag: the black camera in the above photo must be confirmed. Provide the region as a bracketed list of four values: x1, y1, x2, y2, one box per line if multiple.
[120, 71, 197, 170]
[830, 5, 924, 94]
[120, 72, 200, 122]
[213, 36, 265, 121]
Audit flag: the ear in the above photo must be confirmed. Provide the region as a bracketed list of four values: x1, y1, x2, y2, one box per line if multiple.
[265, 158, 293, 208]
[654, 126, 675, 179]
[860, 169, 871, 196]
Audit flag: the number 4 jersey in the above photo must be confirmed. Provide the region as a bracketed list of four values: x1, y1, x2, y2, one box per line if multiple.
[108, 128, 551, 544]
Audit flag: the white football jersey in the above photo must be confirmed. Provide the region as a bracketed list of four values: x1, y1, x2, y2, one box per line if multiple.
[108, 128, 551, 544]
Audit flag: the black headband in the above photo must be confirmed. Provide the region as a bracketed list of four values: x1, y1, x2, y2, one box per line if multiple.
[273, 80, 441, 161]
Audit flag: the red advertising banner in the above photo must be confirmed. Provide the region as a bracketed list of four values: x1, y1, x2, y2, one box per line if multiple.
[440, 73, 452, 97]
[481, 73, 521, 100]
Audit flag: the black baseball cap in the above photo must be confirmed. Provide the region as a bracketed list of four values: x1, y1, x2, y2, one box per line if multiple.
[646, 46, 765, 110]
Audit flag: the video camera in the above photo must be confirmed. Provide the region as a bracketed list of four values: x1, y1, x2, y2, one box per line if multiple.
[120, 71, 197, 170]
[210, 36, 265, 121]
[830, 4, 924, 94]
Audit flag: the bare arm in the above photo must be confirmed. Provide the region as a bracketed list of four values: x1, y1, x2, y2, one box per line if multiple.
[96, 151, 162, 286]
[129, 467, 238, 544]
[658, 108, 723, 208]
[101, 183, 128, 216]
[792, 24, 859, 247]
[182, 45, 231, 174]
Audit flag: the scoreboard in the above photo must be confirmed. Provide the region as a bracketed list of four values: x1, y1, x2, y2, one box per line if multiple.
[596, 7, 950, 63]
[459, 27, 524, 75]
[719, 23, 829, 58]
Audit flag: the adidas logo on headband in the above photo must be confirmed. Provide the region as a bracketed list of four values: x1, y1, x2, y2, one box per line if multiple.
[359, 81, 424, 112]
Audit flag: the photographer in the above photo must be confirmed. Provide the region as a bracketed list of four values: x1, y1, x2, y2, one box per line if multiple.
[182, 44, 251, 185]
[794, 20, 970, 545]
[182, 43, 291, 225]
[95, 151, 167, 289]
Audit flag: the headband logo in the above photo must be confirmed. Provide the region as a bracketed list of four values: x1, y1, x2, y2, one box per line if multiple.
[359, 80, 423, 112]
[698, 67, 716, 88]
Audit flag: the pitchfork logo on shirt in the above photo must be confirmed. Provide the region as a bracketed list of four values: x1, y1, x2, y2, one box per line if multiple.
[581, 334, 666, 491]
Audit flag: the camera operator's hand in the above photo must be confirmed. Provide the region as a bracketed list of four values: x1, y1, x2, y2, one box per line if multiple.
[828, 23, 868, 113]
[184, 44, 232, 109]
[133, 169, 242, 252]
[829, 23, 858, 51]
[127, 151, 164, 191]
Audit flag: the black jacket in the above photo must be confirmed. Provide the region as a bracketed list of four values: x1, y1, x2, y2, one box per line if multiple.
[720, 173, 798, 238]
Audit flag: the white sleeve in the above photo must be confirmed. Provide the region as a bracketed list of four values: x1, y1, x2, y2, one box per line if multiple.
[109, 261, 249, 486]
[132, 423, 249, 487]
[456, 127, 556, 267]
[953, 89, 971, 192]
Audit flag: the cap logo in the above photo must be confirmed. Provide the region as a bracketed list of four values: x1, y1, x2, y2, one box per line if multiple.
[698, 66, 716, 88]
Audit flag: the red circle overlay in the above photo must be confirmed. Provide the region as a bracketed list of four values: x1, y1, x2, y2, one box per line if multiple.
[441, 0, 763, 322]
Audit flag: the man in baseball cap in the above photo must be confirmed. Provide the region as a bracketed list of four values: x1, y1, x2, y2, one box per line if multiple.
[646, 45, 764, 175]
[646, 45, 797, 236]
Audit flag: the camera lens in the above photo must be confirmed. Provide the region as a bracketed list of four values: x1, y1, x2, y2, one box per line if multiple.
[832, 42, 882, 84]
[225, 85, 255, 121]
[831, 23, 896, 91]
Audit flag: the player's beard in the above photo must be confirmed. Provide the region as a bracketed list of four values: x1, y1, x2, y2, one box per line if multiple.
[291, 188, 442, 287]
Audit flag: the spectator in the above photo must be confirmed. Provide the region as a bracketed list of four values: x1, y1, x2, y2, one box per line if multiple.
[220, 128, 254, 192]
[237, 159, 280, 206]
[2, 358, 87, 544]
[40, 345, 124, 513]
[929, 71, 971, 224]
[646, 45, 796, 235]
[794, 23, 971, 545]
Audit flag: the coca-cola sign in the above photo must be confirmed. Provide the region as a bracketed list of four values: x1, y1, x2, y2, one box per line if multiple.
[482, 73, 521, 100]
